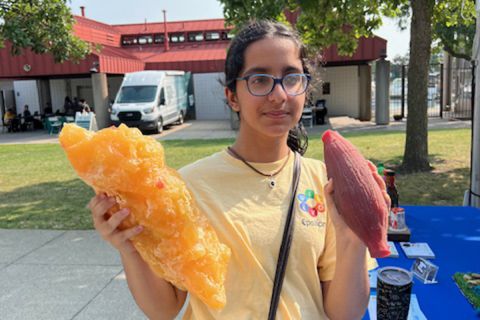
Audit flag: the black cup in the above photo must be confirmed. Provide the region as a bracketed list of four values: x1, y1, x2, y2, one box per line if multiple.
[377, 267, 413, 320]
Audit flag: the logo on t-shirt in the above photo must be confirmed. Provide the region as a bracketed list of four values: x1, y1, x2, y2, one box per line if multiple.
[297, 189, 325, 217]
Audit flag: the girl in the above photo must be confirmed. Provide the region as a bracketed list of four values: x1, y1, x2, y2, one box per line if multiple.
[89, 20, 385, 319]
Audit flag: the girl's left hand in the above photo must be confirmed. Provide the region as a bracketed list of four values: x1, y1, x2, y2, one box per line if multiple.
[324, 160, 391, 240]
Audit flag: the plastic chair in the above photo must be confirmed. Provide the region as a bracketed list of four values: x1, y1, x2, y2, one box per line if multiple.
[45, 116, 62, 135]
[23, 118, 35, 131]
[59, 116, 74, 127]
[65, 116, 75, 123]
[301, 108, 314, 128]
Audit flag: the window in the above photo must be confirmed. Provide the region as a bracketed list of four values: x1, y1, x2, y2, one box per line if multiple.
[117, 86, 158, 103]
[154, 34, 164, 44]
[121, 36, 137, 45]
[322, 82, 331, 95]
[188, 32, 204, 42]
[170, 33, 185, 43]
[138, 35, 153, 45]
[159, 88, 165, 105]
[205, 31, 220, 41]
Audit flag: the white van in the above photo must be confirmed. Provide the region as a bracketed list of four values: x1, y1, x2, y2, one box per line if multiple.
[110, 71, 188, 133]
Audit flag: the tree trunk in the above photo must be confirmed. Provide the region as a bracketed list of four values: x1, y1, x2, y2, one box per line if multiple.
[402, 0, 435, 172]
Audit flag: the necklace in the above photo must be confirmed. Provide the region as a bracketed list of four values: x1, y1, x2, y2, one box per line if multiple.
[227, 146, 290, 188]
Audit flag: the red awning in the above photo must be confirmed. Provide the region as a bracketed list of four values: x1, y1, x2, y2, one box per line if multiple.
[0, 43, 144, 78]
[322, 36, 387, 65]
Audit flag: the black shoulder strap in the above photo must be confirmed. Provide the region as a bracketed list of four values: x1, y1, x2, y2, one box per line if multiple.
[268, 151, 302, 320]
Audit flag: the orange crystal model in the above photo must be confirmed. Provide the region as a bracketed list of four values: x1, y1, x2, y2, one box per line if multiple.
[59, 123, 231, 309]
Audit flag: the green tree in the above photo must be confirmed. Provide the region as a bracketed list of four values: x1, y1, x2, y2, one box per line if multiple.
[220, 0, 406, 56]
[392, 54, 410, 66]
[219, 0, 476, 172]
[433, 1, 476, 61]
[402, 0, 475, 172]
[0, 0, 90, 63]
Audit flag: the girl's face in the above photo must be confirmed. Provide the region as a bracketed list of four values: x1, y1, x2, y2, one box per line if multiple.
[227, 37, 306, 140]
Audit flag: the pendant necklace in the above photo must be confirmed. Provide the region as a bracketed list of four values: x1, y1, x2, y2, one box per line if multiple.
[227, 146, 290, 188]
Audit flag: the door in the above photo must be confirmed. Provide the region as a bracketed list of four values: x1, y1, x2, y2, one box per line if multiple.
[193, 73, 230, 120]
[164, 78, 177, 123]
[13, 80, 40, 115]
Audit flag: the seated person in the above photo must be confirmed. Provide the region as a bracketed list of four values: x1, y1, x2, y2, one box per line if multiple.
[23, 105, 32, 118]
[3, 108, 18, 132]
[73, 97, 82, 114]
[21, 105, 34, 130]
[63, 96, 74, 115]
[32, 111, 43, 129]
[44, 103, 53, 116]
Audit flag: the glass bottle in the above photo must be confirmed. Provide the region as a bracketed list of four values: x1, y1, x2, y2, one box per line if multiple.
[384, 169, 399, 208]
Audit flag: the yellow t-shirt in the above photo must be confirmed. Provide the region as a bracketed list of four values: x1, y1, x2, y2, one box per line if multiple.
[179, 150, 376, 319]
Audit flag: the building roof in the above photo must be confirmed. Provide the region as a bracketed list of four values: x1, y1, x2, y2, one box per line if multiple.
[112, 18, 229, 35]
[95, 46, 145, 74]
[73, 16, 121, 47]
[0, 15, 387, 78]
[121, 42, 227, 61]
[144, 47, 226, 63]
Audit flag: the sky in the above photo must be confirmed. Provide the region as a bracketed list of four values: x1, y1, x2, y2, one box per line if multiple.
[68, 0, 410, 59]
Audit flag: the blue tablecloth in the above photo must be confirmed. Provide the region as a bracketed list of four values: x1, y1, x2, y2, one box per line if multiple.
[364, 205, 480, 319]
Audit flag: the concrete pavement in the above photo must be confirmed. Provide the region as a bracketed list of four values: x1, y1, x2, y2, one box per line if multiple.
[0, 117, 472, 319]
[0, 229, 190, 319]
[0, 229, 148, 319]
[0, 120, 238, 145]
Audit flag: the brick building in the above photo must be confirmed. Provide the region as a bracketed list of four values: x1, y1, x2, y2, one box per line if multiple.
[0, 9, 387, 126]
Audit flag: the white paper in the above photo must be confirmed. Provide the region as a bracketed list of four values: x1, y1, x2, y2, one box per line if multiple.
[388, 241, 400, 258]
[400, 242, 435, 259]
[369, 269, 378, 289]
[368, 294, 427, 320]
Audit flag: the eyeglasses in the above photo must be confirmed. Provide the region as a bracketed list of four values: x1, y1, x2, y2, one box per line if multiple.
[236, 73, 311, 96]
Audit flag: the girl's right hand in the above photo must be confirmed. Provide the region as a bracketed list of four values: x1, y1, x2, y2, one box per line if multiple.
[88, 193, 143, 256]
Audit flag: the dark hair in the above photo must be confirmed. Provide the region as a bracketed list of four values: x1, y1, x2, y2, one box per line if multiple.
[225, 20, 309, 155]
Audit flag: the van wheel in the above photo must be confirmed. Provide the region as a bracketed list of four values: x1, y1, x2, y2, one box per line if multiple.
[156, 118, 163, 134]
[177, 112, 184, 125]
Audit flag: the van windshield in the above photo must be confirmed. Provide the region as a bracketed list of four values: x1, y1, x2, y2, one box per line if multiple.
[117, 86, 157, 103]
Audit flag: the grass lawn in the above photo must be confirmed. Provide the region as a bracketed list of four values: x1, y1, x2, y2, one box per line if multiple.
[0, 128, 472, 230]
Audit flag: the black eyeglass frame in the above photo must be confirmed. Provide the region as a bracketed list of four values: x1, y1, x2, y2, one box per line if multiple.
[236, 73, 311, 97]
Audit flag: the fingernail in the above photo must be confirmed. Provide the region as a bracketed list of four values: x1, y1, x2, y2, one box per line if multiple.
[136, 225, 144, 232]
[99, 193, 106, 199]
[121, 209, 130, 216]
